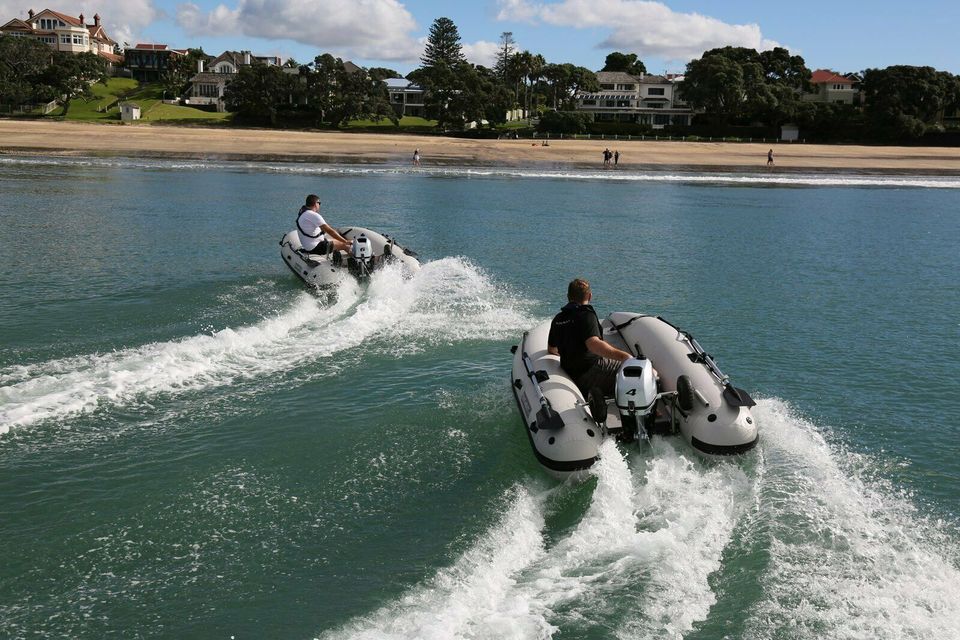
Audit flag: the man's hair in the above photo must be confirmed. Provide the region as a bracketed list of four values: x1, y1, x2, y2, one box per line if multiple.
[567, 278, 591, 303]
[305, 194, 320, 207]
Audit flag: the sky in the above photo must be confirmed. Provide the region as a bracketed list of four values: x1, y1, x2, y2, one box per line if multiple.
[3, 0, 958, 75]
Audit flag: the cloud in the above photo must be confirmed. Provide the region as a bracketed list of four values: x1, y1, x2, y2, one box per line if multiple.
[0, 0, 161, 46]
[176, 0, 421, 61]
[497, 0, 781, 61]
[462, 40, 500, 68]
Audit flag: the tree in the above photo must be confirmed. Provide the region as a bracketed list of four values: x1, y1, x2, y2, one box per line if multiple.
[223, 62, 297, 124]
[161, 48, 207, 98]
[0, 35, 54, 105]
[303, 54, 396, 127]
[368, 67, 402, 81]
[420, 17, 465, 68]
[602, 52, 646, 75]
[862, 65, 960, 139]
[494, 31, 516, 81]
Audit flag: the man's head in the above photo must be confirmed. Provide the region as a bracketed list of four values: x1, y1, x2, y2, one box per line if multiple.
[567, 278, 591, 303]
[305, 194, 321, 211]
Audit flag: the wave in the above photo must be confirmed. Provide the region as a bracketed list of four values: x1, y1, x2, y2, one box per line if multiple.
[2, 155, 958, 189]
[322, 398, 960, 639]
[0, 258, 533, 434]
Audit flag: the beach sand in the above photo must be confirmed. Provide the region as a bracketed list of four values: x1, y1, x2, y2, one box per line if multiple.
[3, 120, 960, 173]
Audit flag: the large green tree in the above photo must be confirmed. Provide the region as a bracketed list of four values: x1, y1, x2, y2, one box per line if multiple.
[223, 62, 297, 124]
[420, 17, 465, 68]
[161, 48, 207, 98]
[862, 65, 960, 138]
[601, 52, 647, 75]
[0, 35, 54, 105]
[680, 45, 811, 126]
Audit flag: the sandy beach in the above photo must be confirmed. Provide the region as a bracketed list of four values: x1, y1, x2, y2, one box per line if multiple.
[2, 119, 960, 173]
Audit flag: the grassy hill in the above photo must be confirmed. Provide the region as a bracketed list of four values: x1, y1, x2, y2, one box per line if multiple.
[59, 79, 231, 124]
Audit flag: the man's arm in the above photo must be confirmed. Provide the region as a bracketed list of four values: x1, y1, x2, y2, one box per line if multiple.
[548, 346, 559, 356]
[585, 336, 631, 362]
[320, 223, 349, 245]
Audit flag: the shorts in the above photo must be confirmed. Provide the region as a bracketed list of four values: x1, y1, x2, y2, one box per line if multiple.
[575, 358, 622, 398]
[306, 239, 329, 255]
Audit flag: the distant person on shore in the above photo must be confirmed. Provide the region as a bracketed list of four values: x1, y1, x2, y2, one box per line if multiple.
[767, 149, 774, 166]
[614, 150, 620, 167]
[296, 194, 351, 255]
[547, 278, 633, 397]
[413, 148, 421, 167]
[602, 148, 612, 167]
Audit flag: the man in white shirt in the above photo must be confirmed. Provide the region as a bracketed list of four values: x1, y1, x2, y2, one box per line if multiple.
[296, 194, 351, 254]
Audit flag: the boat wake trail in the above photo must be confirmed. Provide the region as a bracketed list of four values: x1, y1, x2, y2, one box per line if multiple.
[741, 399, 960, 640]
[325, 398, 960, 640]
[0, 258, 531, 434]
[325, 438, 752, 640]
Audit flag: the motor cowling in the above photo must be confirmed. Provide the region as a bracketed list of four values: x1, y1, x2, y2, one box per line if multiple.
[351, 234, 372, 259]
[615, 358, 658, 425]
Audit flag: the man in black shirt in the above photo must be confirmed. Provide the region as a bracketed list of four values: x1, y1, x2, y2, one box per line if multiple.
[548, 278, 632, 396]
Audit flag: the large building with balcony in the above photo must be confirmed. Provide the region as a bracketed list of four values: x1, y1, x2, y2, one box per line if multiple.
[124, 43, 189, 83]
[575, 71, 693, 129]
[385, 78, 425, 118]
[0, 8, 121, 67]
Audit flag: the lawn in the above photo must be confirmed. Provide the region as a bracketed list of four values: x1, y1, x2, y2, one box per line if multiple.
[346, 116, 438, 128]
[61, 80, 230, 124]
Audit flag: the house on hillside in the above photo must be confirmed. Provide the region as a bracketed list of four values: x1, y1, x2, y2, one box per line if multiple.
[804, 69, 859, 105]
[575, 71, 693, 129]
[186, 50, 282, 111]
[385, 78, 425, 118]
[124, 43, 189, 83]
[0, 8, 122, 70]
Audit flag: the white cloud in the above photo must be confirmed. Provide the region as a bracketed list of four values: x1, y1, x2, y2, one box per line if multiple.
[462, 40, 500, 68]
[497, 0, 781, 62]
[0, 0, 161, 47]
[176, 0, 421, 61]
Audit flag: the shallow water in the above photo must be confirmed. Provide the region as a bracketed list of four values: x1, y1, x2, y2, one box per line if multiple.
[1, 157, 958, 639]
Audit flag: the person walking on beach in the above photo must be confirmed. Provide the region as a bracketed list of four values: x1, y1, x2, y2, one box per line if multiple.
[602, 148, 612, 167]
[547, 278, 633, 397]
[296, 194, 351, 255]
[413, 148, 421, 167]
[767, 149, 774, 166]
[614, 150, 620, 167]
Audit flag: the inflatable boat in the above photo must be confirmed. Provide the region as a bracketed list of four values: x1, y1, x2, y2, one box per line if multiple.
[279, 227, 420, 287]
[510, 312, 758, 479]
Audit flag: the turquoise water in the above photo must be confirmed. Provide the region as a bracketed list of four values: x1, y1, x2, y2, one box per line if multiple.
[1, 156, 959, 639]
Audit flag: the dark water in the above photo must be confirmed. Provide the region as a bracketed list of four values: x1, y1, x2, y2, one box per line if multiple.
[1, 157, 959, 639]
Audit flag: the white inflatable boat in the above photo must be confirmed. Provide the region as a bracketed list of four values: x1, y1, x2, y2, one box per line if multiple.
[510, 312, 758, 479]
[279, 227, 420, 287]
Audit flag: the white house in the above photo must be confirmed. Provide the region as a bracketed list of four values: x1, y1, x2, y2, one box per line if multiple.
[575, 71, 693, 129]
[186, 50, 282, 111]
[804, 69, 859, 105]
[0, 8, 121, 68]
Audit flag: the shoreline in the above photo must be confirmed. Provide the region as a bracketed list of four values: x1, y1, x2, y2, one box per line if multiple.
[3, 120, 960, 176]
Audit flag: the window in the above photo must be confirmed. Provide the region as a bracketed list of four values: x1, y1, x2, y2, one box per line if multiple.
[617, 84, 635, 91]
[604, 100, 616, 107]
[196, 83, 219, 98]
[672, 115, 689, 126]
[647, 87, 665, 95]
[616, 100, 631, 107]
[72, 34, 83, 45]
[600, 84, 615, 90]
[647, 103, 663, 109]
[60, 35, 70, 44]
[581, 99, 596, 106]
[654, 114, 670, 125]
[391, 93, 403, 104]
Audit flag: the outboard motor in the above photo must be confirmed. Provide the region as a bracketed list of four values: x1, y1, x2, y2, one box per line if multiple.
[348, 234, 376, 278]
[615, 358, 658, 441]
[351, 234, 372, 259]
